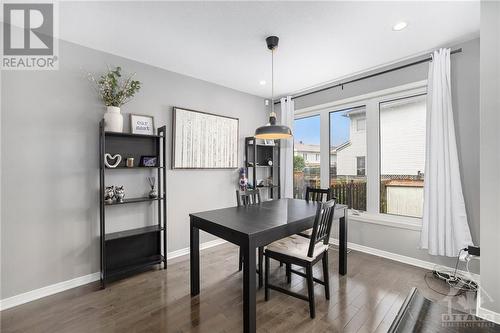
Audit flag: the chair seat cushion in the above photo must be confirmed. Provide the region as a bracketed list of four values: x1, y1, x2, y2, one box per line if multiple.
[265, 235, 329, 262]
[298, 228, 313, 237]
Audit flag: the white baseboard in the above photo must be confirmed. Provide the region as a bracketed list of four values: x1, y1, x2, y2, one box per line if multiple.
[0, 238, 227, 312]
[0, 272, 101, 312]
[166, 238, 227, 260]
[476, 289, 500, 324]
[329, 238, 480, 282]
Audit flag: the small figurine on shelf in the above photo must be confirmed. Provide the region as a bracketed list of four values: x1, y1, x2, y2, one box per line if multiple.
[104, 186, 115, 204]
[115, 185, 125, 202]
[104, 153, 122, 168]
[147, 177, 158, 198]
[238, 167, 248, 191]
[267, 176, 273, 186]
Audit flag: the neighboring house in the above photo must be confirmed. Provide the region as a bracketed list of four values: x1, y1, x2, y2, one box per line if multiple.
[334, 98, 425, 177]
[294, 142, 321, 167]
[333, 98, 426, 217]
[294, 141, 337, 168]
[335, 109, 367, 176]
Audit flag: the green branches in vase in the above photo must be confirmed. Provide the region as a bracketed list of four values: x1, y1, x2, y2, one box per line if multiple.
[88, 66, 141, 132]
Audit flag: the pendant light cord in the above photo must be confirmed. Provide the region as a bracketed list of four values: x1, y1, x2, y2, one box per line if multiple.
[271, 48, 274, 114]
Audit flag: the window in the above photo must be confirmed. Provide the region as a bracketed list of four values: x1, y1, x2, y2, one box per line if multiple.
[356, 156, 365, 176]
[330, 106, 367, 211]
[380, 94, 426, 218]
[293, 115, 321, 199]
[296, 82, 426, 226]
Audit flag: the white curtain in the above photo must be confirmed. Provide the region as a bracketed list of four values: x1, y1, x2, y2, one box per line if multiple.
[420, 48, 473, 257]
[280, 96, 294, 198]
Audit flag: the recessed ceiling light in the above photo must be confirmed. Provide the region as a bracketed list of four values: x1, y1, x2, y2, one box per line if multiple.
[392, 21, 408, 31]
[259, 80, 266, 85]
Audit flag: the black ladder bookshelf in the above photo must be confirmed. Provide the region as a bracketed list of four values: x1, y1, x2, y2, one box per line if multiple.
[99, 120, 167, 288]
[245, 137, 281, 200]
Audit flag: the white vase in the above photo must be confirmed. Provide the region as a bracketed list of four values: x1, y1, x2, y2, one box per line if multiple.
[104, 106, 123, 132]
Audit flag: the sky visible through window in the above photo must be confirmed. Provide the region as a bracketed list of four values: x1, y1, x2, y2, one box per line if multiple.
[294, 109, 361, 147]
[294, 116, 321, 145]
[330, 111, 350, 147]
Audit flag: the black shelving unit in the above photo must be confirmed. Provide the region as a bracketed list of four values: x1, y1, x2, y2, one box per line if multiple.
[244, 137, 281, 200]
[99, 120, 167, 288]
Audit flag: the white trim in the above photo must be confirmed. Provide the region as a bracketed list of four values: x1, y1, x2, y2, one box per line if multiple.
[0, 272, 101, 312]
[0, 238, 227, 311]
[329, 237, 480, 283]
[166, 238, 226, 260]
[348, 211, 422, 231]
[476, 292, 500, 325]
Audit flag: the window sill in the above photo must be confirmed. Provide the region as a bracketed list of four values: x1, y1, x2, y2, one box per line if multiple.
[347, 211, 422, 231]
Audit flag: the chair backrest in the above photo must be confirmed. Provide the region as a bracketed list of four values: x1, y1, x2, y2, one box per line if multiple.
[305, 187, 331, 203]
[307, 199, 336, 258]
[236, 189, 262, 207]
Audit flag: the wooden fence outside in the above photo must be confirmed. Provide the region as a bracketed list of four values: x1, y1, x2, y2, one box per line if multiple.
[331, 180, 367, 211]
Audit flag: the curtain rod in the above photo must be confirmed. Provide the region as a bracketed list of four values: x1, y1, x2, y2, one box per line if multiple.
[274, 48, 462, 105]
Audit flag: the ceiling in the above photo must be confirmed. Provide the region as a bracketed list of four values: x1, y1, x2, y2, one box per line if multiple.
[59, 1, 479, 98]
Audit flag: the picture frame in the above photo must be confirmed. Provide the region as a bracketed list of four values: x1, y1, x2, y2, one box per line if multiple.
[130, 114, 155, 135]
[140, 156, 158, 167]
[172, 107, 239, 169]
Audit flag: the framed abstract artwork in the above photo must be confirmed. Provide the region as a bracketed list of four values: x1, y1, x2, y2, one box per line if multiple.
[172, 107, 239, 169]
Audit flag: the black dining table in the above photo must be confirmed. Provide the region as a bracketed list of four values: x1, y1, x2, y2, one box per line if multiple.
[189, 198, 348, 333]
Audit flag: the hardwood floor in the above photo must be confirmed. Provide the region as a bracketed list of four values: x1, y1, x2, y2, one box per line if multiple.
[1, 243, 476, 333]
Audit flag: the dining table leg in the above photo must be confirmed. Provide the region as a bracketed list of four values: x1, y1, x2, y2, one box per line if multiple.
[339, 208, 348, 275]
[190, 218, 200, 296]
[242, 239, 256, 333]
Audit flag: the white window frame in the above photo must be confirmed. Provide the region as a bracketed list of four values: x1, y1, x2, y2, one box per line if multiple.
[294, 80, 427, 230]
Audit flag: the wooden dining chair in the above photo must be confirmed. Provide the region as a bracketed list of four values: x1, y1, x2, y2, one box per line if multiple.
[236, 189, 265, 287]
[305, 186, 331, 203]
[236, 188, 261, 207]
[264, 199, 336, 319]
[298, 187, 332, 238]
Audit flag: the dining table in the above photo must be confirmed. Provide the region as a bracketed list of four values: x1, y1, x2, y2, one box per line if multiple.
[189, 198, 348, 333]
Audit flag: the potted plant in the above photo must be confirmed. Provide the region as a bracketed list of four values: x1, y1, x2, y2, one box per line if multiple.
[89, 66, 141, 132]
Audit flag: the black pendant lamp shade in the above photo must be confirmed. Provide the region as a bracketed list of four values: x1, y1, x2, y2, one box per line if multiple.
[255, 112, 292, 139]
[255, 36, 292, 140]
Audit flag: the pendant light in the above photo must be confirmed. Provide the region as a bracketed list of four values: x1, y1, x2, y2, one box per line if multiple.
[255, 36, 293, 140]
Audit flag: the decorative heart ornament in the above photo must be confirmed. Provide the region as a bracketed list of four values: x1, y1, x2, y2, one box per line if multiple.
[105, 153, 122, 168]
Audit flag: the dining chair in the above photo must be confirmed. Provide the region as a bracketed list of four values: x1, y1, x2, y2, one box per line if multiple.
[298, 187, 332, 238]
[236, 189, 265, 287]
[264, 199, 336, 319]
[236, 188, 261, 207]
[305, 186, 331, 203]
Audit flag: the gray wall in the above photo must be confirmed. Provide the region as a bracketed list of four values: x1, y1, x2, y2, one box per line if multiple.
[479, 1, 500, 315]
[1, 40, 267, 299]
[295, 38, 480, 271]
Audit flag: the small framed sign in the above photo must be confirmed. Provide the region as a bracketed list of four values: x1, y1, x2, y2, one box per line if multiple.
[140, 156, 158, 167]
[130, 114, 155, 135]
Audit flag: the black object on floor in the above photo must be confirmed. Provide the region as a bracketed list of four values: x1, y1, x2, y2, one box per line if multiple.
[389, 288, 500, 332]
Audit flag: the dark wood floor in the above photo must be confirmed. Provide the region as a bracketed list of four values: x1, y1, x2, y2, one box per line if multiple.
[1, 243, 477, 333]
